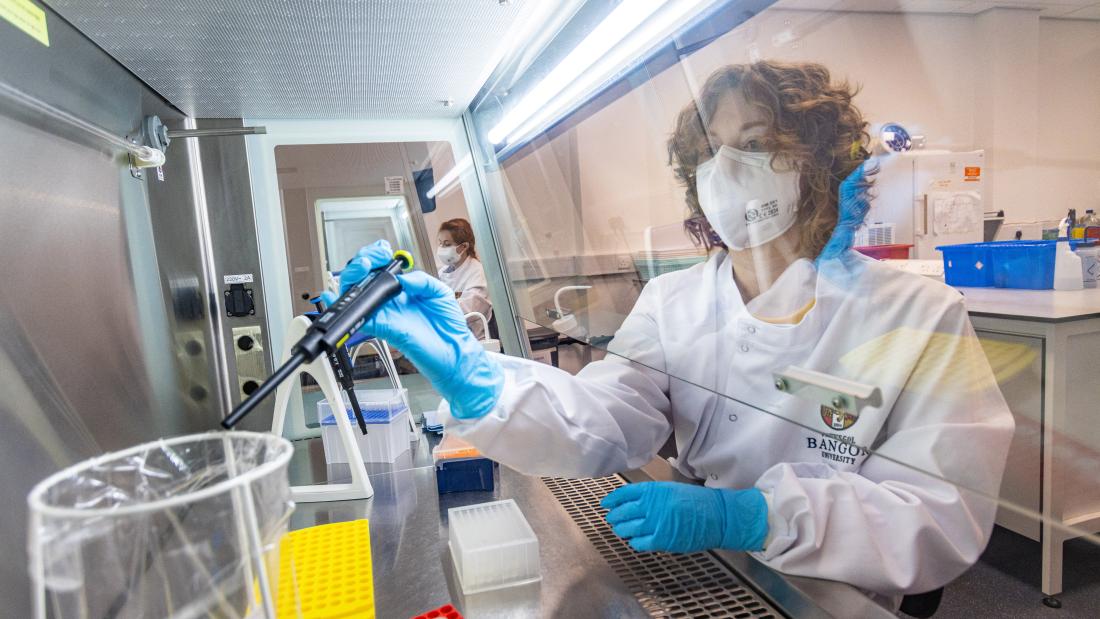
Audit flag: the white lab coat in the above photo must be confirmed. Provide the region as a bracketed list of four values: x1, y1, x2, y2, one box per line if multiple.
[444, 250, 1014, 596]
[439, 257, 493, 340]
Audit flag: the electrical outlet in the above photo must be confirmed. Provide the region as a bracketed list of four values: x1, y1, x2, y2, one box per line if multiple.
[616, 255, 632, 270]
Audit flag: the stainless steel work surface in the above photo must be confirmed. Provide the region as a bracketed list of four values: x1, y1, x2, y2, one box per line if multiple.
[285, 432, 889, 618]
[287, 433, 645, 617]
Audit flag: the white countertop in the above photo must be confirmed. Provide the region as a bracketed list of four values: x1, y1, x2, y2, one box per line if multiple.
[956, 286, 1100, 321]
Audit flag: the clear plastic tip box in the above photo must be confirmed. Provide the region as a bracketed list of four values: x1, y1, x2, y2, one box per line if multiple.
[318, 388, 410, 464]
[448, 499, 541, 594]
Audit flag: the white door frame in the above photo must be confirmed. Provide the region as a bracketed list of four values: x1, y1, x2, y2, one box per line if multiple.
[245, 119, 477, 436]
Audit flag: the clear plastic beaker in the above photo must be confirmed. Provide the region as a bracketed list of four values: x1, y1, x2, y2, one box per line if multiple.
[27, 431, 294, 619]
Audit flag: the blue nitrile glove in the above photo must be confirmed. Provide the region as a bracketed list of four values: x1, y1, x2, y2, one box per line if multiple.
[321, 240, 504, 419]
[601, 481, 768, 553]
[817, 162, 872, 263]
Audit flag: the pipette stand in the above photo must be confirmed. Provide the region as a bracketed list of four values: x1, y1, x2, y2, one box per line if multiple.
[271, 315, 374, 502]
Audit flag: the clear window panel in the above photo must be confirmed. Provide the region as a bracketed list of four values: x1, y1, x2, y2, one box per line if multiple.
[466, 0, 1100, 605]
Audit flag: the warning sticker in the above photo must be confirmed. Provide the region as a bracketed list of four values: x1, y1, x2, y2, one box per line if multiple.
[0, 0, 49, 47]
[964, 166, 981, 181]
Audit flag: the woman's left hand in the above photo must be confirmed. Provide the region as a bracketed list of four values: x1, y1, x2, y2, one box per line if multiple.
[601, 481, 769, 553]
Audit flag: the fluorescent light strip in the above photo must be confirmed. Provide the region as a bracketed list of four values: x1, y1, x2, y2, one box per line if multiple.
[488, 0, 714, 147]
[426, 154, 473, 199]
[487, 0, 664, 145]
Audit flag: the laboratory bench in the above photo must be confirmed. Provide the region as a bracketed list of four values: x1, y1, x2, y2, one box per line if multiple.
[284, 431, 891, 618]
[957, 286, 1100, 601]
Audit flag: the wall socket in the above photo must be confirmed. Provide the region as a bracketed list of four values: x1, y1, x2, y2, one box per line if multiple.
[231, 325, 265, 400]
[616, 255, 633, 270]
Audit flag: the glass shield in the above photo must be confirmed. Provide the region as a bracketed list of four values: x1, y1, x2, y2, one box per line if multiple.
[465, 0, 1100, 604]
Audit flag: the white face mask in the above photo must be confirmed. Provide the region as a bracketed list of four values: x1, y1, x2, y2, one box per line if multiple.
[437, 245, 462, 266]
[695, 146, 801, 250]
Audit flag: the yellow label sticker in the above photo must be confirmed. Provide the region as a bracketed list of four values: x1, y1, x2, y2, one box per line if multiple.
[0, 0, 49, 47]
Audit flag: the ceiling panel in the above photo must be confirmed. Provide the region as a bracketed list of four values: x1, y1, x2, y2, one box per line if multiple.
[46, 0, 543, 118]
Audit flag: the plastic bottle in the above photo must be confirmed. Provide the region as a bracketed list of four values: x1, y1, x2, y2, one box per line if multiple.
[1075, 242, 1100, 289]
[1058, 209, 1075, 238]
[1078, 209, 1098, 240]
[1053, 240, 1084, 290]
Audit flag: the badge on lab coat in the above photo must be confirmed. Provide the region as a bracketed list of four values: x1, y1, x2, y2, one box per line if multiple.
[820, 405, 857, 430]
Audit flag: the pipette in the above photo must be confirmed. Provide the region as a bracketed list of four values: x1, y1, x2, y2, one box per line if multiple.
[221, 250, 414, 429]
[306, 295, 367, 435]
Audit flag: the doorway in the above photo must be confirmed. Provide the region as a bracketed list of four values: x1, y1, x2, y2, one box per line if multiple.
[267, 139, 486, 441]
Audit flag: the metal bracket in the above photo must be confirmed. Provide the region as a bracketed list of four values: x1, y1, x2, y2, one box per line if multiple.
[127, 136, 145, 179]
[773, 365, 882, 417]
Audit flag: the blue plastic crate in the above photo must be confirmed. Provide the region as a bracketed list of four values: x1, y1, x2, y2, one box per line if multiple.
[991, 242, 1057, 290]
[938, 240, 1082, 290]
[939, 243, 994, 287]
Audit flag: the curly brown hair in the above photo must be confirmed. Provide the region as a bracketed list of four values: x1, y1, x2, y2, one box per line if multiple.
[668, 61, 872, 258]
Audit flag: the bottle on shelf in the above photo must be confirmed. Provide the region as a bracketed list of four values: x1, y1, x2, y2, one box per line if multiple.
[1058, 208, 1076, 239]
[1076, 209, 1098, 240]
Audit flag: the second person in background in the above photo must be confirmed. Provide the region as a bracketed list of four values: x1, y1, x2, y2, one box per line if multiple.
[436, 218, 493, 340]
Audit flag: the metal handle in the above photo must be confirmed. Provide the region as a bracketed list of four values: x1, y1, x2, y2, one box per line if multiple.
[166, 127, 267, 139]
[0, 80, 161, 163]
[773, 365, 883, 416]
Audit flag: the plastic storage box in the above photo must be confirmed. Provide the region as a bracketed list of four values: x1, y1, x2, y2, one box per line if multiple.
[436, 458, 495, 494]
[448, 499, 541, 594]
[939, 243, 996, 287]
[319, 389, 410, 464]
[938, 241, 1084, 289]
[433, 433, 494, 493]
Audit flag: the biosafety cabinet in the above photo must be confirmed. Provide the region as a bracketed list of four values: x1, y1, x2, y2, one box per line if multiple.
[3, 0, 1100, 617]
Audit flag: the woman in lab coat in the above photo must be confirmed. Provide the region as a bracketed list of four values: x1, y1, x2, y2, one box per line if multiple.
[436, 218, 492, 340]
[334, 61, 1014, 601]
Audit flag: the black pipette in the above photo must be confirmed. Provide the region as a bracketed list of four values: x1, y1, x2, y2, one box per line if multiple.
[307, 295, 368, 435]
[221, 250, 414, 429]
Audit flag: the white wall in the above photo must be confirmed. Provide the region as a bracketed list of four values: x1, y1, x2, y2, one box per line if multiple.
[573, 10, 983, 256]
[498, 8, 1100, 263]
[1038, 18, 1100, 219]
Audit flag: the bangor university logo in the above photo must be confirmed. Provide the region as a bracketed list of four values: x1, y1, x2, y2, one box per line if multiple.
[820, 405, 857, 430]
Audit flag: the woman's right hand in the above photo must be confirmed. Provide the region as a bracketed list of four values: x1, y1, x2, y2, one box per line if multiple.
[322, 240, 503, 419]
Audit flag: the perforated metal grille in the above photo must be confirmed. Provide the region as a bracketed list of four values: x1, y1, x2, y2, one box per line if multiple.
[542, 476, 782, 619]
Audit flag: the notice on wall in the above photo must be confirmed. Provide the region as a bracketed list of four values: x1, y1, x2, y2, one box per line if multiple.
[0, 0, 49, 47]
[384, 176, 404, 195]
[932, 191, 981, 235]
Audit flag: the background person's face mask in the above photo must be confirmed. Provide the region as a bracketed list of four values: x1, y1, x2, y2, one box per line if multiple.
[695, 146, 801, 250]
[437, 244, 463, 266]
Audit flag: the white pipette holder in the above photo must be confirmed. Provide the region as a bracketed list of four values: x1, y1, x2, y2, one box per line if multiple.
[348, 337, 420, 441]
[270, 315, 374, 502]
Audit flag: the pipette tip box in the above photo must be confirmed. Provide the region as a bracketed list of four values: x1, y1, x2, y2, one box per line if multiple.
[433, 433, 494, 494]
[435, 457, 496, 494]
[319, 389, 411, 464]
[448, 499, 541, 595]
